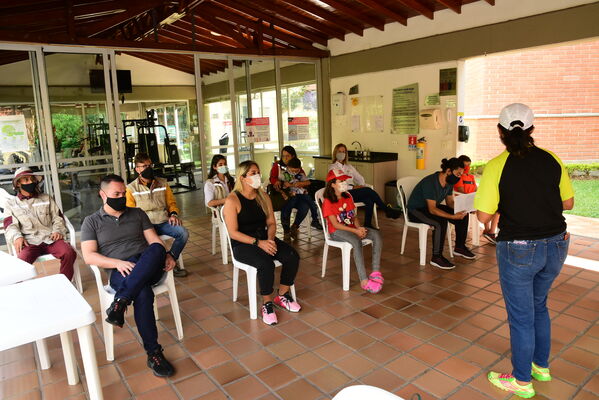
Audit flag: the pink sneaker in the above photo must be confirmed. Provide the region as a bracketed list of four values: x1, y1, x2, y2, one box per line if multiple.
[261, 302, 278, 325]
[274, 292, 301, 312]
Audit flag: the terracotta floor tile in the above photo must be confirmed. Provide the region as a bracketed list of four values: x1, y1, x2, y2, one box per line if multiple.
[185, 334, 217, 353]
[574, 336, 599, 355]
[100, 381, 131, 400]
[429, 333, 471, 353]
[335, 353, 376, 378]
[451, 322, 487, 341]
[307, 365, 351, 394]
[385, 355, 429, 379]
[136, 384, 179, 400]
[266, 338, 305, 360]
[208, 360, 248, 385]
[338, 330, 375, 350]
[286, 352, 327, 375]
[0, 371, 39, 398]
[224, 337, 262, 357]
[360, 341, 400, 364]
[360, 367, 405, 393]
[549, 358, 591, 385]
[318, 320, 353, 337]
[560, 347, 599, 370]
[170, 357, 202, 380]
[276, 378, 323, 400]
[394, 383, 437, 400]
[384, 331, 423, 351]
[405, 322, 443, 341]
[477, 333, 510, 354]
[383, 312, 417, 329]
[584, 374, 599, 394]
[193, 346, 232, 369]
[196, 389, 229, 399]
[446, 385, 494, 400]
[436, 356, 481, 382]
[459, 345, 501, 368]
[224, 375, 269, 400]
[410, 343, 451, 366]
[573, 390, 599, 400]
[174, 373, 217, 399]
[313, 341, 352, 362]
[412, 369, 461, 398]
[239, 350, 278, 373]
[126, 370, 166, 395]
[360, 320, 397, 339]
[0, 357, 36, 381]
[257, 363, 299, 389]
[294, 329, 331, 349]
[341, 311, 377, 328]
[535, 377, 578, 399]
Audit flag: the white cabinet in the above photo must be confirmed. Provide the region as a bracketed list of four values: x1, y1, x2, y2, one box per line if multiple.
[313, 157, 397, 196]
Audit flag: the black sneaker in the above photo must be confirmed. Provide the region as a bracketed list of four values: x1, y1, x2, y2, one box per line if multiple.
[290, 225, 299, 240]
[147, 347, 175, 377]
[483, 232, 497, 245]
[430, 255, 455, 270]
[310, 220, 323, 230]
[173, 266, 188, 277]
[454, 247, 476, 259]
[384, 206, 401, 219]
[105, 298, 128, 328]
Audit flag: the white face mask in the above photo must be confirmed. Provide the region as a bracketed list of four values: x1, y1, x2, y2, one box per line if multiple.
[217, 165, 228, 174]
[247, 174, 262, 189]
[338, 181, 349, 192]
[336, 152, 346, 161]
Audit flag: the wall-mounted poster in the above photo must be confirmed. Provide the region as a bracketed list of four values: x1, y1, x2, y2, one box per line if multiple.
[391, 83, 419, 134]
[287, 117, 309, 140]
[245, 117, 270, 143]
[0, 114, 28, 152]
[439, 68, 457, 96]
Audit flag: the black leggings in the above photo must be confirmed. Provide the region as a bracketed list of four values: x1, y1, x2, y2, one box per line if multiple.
[348, 187, 386, 227]
[232, 237, 299, 296]
[409, 204, 468, 256]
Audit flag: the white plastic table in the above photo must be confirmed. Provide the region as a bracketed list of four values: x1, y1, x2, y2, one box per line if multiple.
[0, 274, 103, 400]
[0, 250, 37, 286]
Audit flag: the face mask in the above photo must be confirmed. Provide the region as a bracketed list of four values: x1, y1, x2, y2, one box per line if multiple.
[140, 167, 154, 180]
[105, 195, 127, 211]
[247, 174, 262, 189]
[20, 182, 37, 195]
[336, 152, 346, 161]
[338, 181, 349, 192]
[446, 173, 460, 185]
[217, 165, 228, 174]
[464, 166, 470, 174]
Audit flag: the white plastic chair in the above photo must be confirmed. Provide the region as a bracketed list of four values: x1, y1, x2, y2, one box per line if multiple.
[0, 189, 83, 293]
[315, 188, 373, 291]
[219, 207, 296, 320]
[209, 206, 229, 264]
[333, 385, 406, 400]
[353, 184, 379, 229]
[396, 177, 454, 266]
[159, 234, 187, 271]
[89, 265, 183, 361]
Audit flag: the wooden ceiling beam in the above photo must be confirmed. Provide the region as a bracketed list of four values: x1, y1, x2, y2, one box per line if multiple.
[128, 52, 194, 74]
[317, 0, 385, 31]
[353, 0, 407, 26]
[193, 14, 253, 48]
[277, 0, 364, 36]
[212, 0, 328, 46]
[434, 0, 462, 14]
[175, 20, 244, 47]
[245, 0, 346, 40]
[397, 0, 435, 19]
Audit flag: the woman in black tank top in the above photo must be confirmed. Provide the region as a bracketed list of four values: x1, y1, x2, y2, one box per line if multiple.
[222, 161, 301, 326]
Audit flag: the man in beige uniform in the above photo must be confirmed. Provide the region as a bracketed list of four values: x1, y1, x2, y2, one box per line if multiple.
[3, 167, 77, 280]
[126, 153, 188, 277]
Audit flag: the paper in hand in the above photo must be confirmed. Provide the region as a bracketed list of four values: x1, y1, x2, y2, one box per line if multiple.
[453, 192, 476, 213]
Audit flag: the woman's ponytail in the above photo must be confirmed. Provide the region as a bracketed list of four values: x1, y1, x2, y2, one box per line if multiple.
[498, 124, 535, 157]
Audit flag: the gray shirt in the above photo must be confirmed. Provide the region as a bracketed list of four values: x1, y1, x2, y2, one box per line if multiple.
[81, 206, 153, 260]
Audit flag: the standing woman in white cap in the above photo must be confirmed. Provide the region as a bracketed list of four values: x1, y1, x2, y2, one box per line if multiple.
[475, 104, 574, 399]
[2, 167, 77, 281]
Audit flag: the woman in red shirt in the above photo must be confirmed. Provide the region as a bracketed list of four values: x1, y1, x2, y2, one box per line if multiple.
[321, 169, 383, 293]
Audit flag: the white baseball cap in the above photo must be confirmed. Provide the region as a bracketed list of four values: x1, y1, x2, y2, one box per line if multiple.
[499, 103, 534, 131]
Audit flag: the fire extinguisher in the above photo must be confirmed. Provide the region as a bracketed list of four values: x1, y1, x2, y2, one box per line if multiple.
[416, 137, 426, 170]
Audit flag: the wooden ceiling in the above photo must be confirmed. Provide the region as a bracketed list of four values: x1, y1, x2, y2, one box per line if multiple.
[0, 0, 496, 76]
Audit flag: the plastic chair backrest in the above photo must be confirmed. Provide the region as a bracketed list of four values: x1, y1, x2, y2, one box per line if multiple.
[218, 207, 235, 255]
[396, 177, 421, 223]
[314, 188, 332, 241]
[0, 187, 12, 209]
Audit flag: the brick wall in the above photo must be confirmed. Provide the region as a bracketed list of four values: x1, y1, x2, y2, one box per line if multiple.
[464, 40, 599, 162]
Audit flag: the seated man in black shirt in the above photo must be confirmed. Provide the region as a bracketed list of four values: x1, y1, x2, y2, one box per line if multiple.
[81, 174, 176, 377]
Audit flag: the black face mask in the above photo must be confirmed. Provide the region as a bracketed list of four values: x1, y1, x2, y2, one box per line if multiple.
[140, 167, 154, 181]
[105, 196, 127, 211]
[20, 182, 38, 195]
[446, 173, 460, 185]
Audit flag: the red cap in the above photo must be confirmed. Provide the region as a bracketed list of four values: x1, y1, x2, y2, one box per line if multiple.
[326, 169, 351, 182]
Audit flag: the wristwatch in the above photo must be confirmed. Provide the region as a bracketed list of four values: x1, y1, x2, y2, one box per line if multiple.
[252, 237, 259, 246]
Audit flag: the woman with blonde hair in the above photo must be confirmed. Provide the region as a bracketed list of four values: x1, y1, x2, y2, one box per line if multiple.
[329, 143, 400, 228]
[223, 160, 301, 326]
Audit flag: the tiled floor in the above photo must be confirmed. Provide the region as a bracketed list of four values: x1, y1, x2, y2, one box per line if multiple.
[2, 198, 599, 399]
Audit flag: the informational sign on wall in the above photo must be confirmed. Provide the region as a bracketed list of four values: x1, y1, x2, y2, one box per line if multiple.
[439, 68, 457, 96]
[0, 114, 28, 152]
[408, 135, 418, 151]
[287, 117, 309, 141]
[245, 117, 270, 143]
[391, 83, 419, 134]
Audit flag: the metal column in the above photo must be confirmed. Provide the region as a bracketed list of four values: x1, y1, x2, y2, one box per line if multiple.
[227, 57, 240, 168]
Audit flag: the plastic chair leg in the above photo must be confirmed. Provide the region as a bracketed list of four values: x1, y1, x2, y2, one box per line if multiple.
[447, 223, 454, 258]
[167, 278, 184, 340]
[373, 204, 379, 229]
[220, 227, 228, 264]
[211, 223, 217, 255]
[76, 325, 103, 400]
[471, 214, 481, 246]
[177, 255, 186, 270]
[341, 247, 352, 291]
[153, 301, 160, 320]
[102, 320, 114, 361]
[36, 339, 51, 369]
[401, 225, 408, 255]
[73, 260, 83, 293]
[247, 269, 258, 320]
[321, 243, 329, 278]
[60, 331, 79, 385]
[290, 284, 297, 302]
[418, 228, 428, 266]
[232, 266, 240, 301]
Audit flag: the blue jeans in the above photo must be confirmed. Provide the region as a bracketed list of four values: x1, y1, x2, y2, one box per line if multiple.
[154, 222, 189, 260]
[496, 232, 569, 382]
[110, 243, 166, 353]
[281, 194, 310, 229]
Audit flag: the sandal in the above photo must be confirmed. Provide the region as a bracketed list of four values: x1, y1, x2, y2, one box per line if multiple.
[369, 271, 384, 284]
[362, 278, 382, 294]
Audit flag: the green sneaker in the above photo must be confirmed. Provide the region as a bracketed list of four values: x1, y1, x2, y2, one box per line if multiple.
[488, 371, 535, 399]
[531, 362, 551, 381]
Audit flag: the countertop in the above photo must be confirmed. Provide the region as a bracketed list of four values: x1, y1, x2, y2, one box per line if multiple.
[313, 151, 398, 163]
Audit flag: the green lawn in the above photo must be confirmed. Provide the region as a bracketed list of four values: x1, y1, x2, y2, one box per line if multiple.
[564, 179, 599, 218]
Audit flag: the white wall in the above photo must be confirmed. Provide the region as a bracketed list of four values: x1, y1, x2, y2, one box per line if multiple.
[331, 60, 459, 180]
[328, 0, 596, 56]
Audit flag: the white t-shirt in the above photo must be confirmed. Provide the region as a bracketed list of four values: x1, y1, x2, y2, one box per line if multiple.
[204, 175, 232, 206]
[328, 161, 365, 188]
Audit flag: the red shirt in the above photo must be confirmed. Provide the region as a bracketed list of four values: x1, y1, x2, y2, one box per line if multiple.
[454, 172, 477, 194]
[322, 194, 356, 234]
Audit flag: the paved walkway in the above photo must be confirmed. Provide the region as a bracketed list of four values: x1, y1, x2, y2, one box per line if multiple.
[565, 214, 599, 240]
